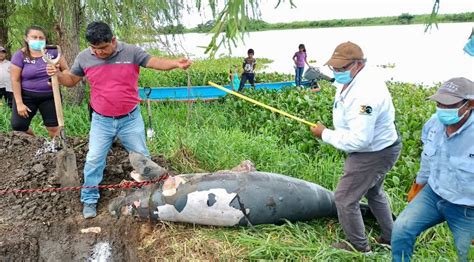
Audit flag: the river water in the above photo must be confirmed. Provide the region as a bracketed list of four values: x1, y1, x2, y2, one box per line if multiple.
[156, 22, 474, 85]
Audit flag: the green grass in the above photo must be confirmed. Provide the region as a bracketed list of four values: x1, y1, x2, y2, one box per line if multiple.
[1, 79, 469, 260]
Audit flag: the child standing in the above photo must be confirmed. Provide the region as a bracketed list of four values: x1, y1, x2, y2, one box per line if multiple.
[229, 64, 240, 91]
[292, 44, 310, 87]
[238, 49, 256, 92]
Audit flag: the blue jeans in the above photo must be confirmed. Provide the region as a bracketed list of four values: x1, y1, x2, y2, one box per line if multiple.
[81, 106, 150, 204]
[391, 184, 474, 262]
[295, 67, 304, 86]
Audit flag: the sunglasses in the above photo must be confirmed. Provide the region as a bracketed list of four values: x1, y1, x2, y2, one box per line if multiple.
[329, 61, 356, 72]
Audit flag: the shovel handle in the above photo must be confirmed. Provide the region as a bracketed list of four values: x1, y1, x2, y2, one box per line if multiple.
[147, 98, 152, 121]
[144, 87, 152, 98]
[51, 75, 65, 128]
[42, 45, 64, 128]
[42, 45, 61, 64]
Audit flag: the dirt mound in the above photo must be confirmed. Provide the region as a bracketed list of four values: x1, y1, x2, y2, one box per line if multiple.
[0, 132, 169, 261]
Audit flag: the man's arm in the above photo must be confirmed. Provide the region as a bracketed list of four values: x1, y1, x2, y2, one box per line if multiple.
[415, 116, 437, 184]
[407, 116, 438, 202]
[145, 57, 191, 71]
[46, 60, 82, 87]
[56, 70, 83, 87]
[321, 98, 379, 152]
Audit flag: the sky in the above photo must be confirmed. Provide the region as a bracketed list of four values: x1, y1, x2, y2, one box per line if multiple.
[181, 0, 474, 27]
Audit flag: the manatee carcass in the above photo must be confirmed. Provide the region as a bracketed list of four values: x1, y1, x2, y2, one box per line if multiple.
[108, 152, 374, 226]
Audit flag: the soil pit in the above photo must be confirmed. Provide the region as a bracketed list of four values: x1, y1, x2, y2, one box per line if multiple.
[0, 132, 171, 261]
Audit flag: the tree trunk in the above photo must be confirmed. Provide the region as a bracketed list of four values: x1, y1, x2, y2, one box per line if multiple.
[0, 0, 12, 59]
[55, 0, 86, 106]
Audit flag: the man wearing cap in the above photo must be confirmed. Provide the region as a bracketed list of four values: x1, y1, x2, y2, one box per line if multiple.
[391, 77, 474, 262]
[0, 46, 13, 108]
[310, 41, 401, 252]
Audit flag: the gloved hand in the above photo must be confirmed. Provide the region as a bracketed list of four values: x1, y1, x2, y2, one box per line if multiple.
[407, 181, 425, 202]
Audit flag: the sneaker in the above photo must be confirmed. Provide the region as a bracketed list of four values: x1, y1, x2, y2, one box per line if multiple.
[331, 241, 372, 253]
[375, 236, 391, 248]
[83, 203, 97, 219]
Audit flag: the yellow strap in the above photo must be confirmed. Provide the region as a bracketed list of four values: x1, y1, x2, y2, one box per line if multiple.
[208, 81, 317, 127]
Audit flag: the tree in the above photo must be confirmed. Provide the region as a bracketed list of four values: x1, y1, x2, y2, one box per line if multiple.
[53, 0, 86, 105]
[0, 0, 14, 58]
[398, 13, 415, 24]
[3, 0, 443, 104]
[5, 0, 287, 104]
[425, 0, 440, 31]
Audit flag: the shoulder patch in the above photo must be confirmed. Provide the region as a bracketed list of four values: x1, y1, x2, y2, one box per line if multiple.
[359, 105, 373, 115]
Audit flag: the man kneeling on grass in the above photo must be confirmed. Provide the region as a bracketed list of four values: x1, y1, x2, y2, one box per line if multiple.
[391, 77, 474, 262]
[47, 21, 191, 219]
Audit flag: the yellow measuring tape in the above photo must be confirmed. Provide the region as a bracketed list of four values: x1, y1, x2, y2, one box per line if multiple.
[208, 82, 317, 127]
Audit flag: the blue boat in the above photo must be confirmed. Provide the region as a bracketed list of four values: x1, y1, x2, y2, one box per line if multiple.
[138, 81, 310, 102]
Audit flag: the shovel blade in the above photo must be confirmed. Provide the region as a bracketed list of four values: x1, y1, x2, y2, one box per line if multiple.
[56, 148, 80, 187]
[146, 128, 155, 140]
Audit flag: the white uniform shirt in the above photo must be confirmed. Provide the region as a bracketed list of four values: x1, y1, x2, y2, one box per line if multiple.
[0, 60, 12, 92]
[322, 66, 398, 153]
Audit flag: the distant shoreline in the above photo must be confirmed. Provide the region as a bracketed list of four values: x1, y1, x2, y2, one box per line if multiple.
[160, 12, 474, 34]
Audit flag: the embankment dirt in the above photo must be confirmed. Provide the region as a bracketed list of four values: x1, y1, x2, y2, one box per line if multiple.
[0, 132, 170, 261]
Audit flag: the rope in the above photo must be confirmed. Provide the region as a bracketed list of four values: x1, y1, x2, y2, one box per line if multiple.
[0, 174, 169, 195]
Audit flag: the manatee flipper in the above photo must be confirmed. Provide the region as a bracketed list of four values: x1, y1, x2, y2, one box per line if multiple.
[129, 152, 167, 181]
[108, 196, 127, 219]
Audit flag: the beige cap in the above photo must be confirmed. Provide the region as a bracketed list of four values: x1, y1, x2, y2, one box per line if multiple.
[325, 41, 364, 68]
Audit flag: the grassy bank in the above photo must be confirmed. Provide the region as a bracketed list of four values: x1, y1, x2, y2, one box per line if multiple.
[0, 78, 466, 260]
[1, 51, 469, 260]
[186, 12, 474, 34]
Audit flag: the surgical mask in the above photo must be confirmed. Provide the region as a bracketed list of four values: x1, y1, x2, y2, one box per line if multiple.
[436, 101, 468, 125]
[28, 40, 46, 51]
[333, 70, 353, 84]
[463, 37, 474, 56]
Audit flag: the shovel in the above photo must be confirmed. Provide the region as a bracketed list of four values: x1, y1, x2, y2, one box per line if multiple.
[144, 87, 155, 140]
[42, 45, 80, 187]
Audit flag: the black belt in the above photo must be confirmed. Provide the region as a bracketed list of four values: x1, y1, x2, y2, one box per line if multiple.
[93, 106, 137, 119]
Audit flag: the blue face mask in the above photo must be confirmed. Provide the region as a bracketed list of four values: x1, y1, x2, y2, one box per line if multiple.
[28, 40, 46, 51]
[463, 37, 474, 57]
[333, 70, 353, 84]
[436, 101, 468, 125]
